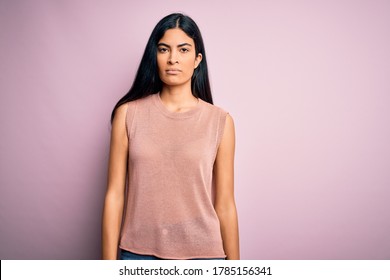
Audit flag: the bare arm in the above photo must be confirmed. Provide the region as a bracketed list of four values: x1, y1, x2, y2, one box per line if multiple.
[101, 103, 129, 260]
[214, 114, 240, 260]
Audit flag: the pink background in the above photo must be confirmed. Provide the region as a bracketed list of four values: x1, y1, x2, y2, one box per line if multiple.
[1, 0, 389, 259]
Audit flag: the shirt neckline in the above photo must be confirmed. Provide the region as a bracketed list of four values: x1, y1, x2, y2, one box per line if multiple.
[152, 92, 203, 119]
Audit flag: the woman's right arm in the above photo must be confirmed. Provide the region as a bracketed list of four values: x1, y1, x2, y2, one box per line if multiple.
[102, 103, 129, 260]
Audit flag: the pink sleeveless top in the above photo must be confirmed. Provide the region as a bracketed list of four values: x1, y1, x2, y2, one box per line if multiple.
[119, 93, 228, 259]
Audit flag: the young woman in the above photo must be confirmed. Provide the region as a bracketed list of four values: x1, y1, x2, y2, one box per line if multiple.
[102, 13, 239, 260]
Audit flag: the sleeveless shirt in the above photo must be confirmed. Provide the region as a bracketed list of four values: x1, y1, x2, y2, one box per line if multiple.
[119, 93, 228, 259]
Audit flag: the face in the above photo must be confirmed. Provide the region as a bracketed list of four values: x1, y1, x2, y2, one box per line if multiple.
[157, 28, 202, 88]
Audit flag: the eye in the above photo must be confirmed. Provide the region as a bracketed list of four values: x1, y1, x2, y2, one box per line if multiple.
[180, 48, 189, 53]
[158, 47, 169, 53]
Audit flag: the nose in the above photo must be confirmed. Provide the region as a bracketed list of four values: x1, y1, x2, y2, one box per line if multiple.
[168, 50, 179, 64]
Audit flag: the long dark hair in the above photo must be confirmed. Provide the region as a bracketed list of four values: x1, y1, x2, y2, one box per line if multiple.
[111, 13, 213, 122]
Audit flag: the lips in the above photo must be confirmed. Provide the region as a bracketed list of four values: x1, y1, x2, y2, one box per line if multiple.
[166, 69, 181, 74]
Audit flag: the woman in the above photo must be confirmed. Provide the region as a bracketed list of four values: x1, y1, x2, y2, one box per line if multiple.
[102, 13, 239, 260]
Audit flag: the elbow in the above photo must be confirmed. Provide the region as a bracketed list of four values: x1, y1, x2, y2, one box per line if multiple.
[214, 198, 237, 218]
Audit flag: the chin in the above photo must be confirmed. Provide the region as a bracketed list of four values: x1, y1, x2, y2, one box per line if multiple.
[161, 77, 191, 87]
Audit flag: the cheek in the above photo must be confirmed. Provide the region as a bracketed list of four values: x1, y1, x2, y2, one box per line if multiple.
[157, 53, 169, 69]
[156, 56, 163, 71]
[183, 58, 196, 72]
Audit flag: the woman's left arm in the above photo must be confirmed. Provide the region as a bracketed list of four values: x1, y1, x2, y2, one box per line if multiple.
[214, 113, 240, 260]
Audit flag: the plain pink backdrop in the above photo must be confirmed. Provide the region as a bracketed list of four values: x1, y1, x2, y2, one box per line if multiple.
[1, 0, 389, 259]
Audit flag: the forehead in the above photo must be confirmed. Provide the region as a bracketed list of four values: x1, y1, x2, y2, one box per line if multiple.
[158, 28, 194, 45]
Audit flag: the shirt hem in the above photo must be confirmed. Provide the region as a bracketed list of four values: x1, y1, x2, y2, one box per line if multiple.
[119, 245, 226, 260]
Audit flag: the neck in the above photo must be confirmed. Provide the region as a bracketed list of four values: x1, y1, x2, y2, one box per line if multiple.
[159, 84, 198, 112]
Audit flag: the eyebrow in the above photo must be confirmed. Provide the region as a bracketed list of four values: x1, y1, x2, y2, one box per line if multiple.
[157, 42, 192, 48]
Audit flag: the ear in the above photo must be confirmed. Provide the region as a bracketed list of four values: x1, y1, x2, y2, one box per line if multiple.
[194, 53, 203, 69]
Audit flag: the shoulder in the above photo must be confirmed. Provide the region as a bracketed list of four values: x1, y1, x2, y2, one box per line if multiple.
[113, 103, 128, 123]
[134, 94, 155, 106]
[205, 102, 234, 127]
[207, 102, 234, 137]
[201, 101, 234, 134]
[117, 94, 155, 111]
[201, 101, 235, 142]
[201, 100, 230, 118]
[217, 111, 235, 154]
[224, 113, 235, 134]
[114, 94, 154, 120]
[110, 103, 129, 143]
